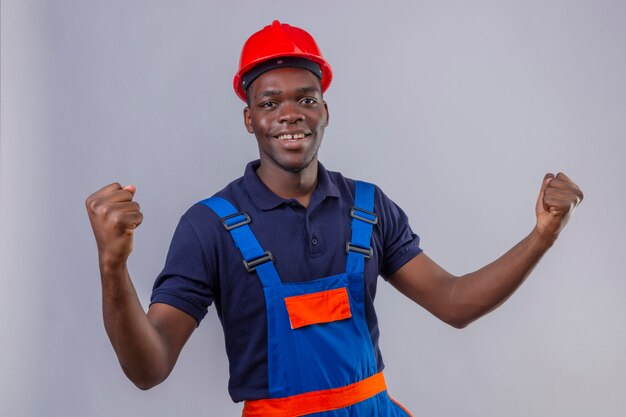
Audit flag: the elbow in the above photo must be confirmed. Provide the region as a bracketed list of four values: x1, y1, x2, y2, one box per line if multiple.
[130, 378, 163, 391]
[122, 363, 169, 391]
[447, 317, 472, 329]
[440, 293, 486, 329]
[131, 374, 167, 391]
[132, 377, 162, 391]
[440, 307, 476, 329]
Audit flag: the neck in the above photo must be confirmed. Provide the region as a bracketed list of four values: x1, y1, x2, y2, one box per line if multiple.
[256, 159, 318, 207]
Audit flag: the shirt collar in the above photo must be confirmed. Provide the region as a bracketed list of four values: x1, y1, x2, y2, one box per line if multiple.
[243, 160, 341, 211]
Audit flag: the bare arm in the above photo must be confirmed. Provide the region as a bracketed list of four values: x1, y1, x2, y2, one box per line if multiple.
[389, 172, 583, 328]
[86, 183, 196, 389]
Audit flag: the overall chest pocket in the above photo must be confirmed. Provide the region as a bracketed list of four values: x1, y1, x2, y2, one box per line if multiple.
[284, 287, 352, 329]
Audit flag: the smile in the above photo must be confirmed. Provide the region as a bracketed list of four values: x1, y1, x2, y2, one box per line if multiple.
[275, 133, 310, 141]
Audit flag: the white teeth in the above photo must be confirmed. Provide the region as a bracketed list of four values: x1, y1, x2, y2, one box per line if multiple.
[277, 133, 307, 140]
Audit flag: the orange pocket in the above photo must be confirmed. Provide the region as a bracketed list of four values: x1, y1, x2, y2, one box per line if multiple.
[284, 287, 352, 329]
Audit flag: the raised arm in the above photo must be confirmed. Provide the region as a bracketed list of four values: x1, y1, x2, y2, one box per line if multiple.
[389, 172, 583, 328]
[86, 183, 196, 389]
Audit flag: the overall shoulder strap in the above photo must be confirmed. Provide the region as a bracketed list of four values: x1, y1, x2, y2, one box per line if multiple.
[198, 196, 281, 288]
[346, 181, 378, 276]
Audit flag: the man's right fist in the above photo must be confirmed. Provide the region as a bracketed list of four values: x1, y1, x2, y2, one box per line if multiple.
[85, 183, 143, 267]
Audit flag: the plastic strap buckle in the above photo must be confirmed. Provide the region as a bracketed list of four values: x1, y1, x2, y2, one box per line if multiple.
[244, 251, 275, 272]
[345, 242, 373, 259]
[350, 207, 378, 225]
[220, 212, 251, 231]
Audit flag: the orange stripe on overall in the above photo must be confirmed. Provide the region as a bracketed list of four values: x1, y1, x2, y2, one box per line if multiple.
[242, 372, 387, 417]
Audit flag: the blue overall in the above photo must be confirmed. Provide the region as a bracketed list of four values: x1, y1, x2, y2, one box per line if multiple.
[200, 181, 412, 417]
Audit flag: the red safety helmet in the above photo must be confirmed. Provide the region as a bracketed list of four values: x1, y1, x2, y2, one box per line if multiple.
[233, 20, 333, 102]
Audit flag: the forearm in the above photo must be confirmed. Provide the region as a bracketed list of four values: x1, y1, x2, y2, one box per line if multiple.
[447, 228, 555, 327]
[100, 260, 170, 389]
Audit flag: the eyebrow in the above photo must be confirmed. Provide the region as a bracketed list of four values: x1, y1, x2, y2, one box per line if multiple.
[258, 89, 282, 98]
[294, 86, 320, 95]
[257, 85, 321, 99]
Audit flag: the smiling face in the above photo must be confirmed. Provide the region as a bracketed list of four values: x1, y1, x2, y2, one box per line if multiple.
[244, 67, 329, 175]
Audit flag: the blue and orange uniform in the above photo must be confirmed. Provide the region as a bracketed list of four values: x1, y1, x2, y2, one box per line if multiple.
[151, 161, 422, 415]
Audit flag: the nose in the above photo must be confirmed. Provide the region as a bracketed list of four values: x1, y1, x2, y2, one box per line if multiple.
[278, 102, 304, 124]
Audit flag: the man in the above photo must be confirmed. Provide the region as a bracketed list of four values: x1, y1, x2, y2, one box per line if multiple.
[86, 20, 583, 416]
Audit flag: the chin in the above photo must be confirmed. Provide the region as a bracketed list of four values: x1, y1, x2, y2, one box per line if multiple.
[272, 155, 317, 174]
[278, 162, 308, 174]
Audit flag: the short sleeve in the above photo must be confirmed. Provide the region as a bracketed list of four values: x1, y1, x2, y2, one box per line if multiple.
[150, 213, 215, 325]
[376, 187, 423, 279]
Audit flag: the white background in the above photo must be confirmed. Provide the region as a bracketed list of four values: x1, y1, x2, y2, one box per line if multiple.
[1, 1, 625, 416]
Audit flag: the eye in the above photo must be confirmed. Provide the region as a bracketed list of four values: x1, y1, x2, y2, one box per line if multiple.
[300, 97, 317, 105]
[259, 101, 277, 109]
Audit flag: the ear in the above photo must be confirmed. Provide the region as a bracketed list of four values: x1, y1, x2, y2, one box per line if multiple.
[243, 106, 254, 134]
[323, 100, 330, 127]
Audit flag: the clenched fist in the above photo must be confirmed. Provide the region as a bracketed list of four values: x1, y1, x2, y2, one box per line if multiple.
[86, 183, 143, 268]
[535, 172, 583, 241]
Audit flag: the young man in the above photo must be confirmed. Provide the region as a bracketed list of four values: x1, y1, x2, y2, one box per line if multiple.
[86, 20, 583, 416]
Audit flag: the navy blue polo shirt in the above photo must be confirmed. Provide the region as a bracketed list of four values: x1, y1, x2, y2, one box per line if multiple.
[150, 160, 422, 402]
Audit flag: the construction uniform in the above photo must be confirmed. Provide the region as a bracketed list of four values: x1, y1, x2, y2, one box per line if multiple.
[151, 160, 422, 416]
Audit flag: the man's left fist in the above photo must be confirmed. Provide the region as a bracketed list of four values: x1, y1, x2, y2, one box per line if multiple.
[535, 172, 584, 240]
